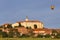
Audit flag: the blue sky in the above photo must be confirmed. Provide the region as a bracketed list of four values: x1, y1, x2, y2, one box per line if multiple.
[0, 0, 60, 28]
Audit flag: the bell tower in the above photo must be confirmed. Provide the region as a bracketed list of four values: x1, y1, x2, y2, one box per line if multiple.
[25, 16, 29, 21]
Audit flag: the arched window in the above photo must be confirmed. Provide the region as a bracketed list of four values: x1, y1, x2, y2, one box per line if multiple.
[34, 24, 37, 29]
[26, 26, 29, 29]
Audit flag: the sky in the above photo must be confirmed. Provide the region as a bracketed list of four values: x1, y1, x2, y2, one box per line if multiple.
[0, 0, 60, 29]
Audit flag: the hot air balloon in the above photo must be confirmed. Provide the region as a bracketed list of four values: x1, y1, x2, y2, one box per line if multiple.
[51, 5, 55, 10]
[50, 0, 55, 10]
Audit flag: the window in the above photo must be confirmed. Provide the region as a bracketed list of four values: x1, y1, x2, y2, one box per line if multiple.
[34, 24, 37, 29]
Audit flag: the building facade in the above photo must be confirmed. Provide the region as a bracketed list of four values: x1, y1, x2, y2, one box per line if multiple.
[12, 17, 44, 29]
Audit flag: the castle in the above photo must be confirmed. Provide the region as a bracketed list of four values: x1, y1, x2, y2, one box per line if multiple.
[12, 17, 44, 29]
[0, 17, 60, 38]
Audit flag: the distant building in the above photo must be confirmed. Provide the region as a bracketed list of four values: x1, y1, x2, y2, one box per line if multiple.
[33, 28, 52, 35]
[12, 17, 44, 29]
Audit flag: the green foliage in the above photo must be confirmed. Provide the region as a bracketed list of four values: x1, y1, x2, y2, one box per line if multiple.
[52, 30, 58, 34]
[19, 23, 22, 27]
[8, 30, 14, 38]
[20, 34, 29, 38]
[2, 32, 8, 38]
[56, 33, 60, 38]
[7, 24, 12, 28]
[1, 38, 60, 40]
[37, 35, 43, 38]
[0, 30, 2, 38]
[45, 34, 51, 38]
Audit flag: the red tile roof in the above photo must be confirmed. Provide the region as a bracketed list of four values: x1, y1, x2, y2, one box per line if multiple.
[16, 20, 43, 23]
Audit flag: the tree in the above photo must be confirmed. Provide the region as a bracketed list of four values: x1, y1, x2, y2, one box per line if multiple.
[51, 29, 58, 38]
[8, 32, 13, 38]
[12, 29, 20, 38]
[2, 32, 8, 38]
[52, 29, 58, 36]
[7, 24, 12, 28]
[19, 23, 22, 27]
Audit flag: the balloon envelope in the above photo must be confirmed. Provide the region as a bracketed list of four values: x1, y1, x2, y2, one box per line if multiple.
[51, 5, 55, 10]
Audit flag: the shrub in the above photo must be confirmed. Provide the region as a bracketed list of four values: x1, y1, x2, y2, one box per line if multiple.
[45, 34, 51, 38]
[37, 34, 43, 38]
[56, 33, 60, 38]
[8, 31, 14, 38]
[2, 32, 8, 38]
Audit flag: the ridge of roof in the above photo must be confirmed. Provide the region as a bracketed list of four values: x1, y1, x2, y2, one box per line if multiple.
[16, 20, 43, 23]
